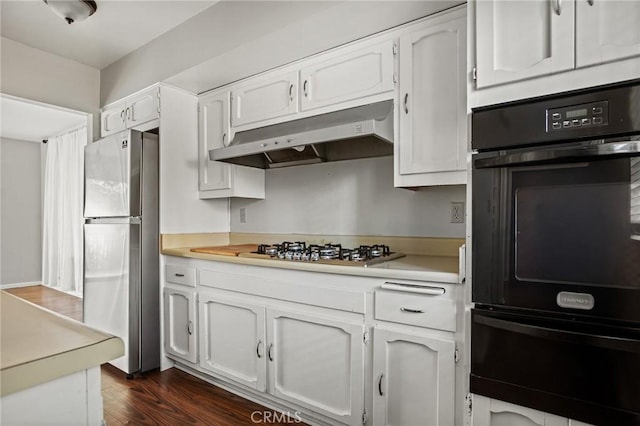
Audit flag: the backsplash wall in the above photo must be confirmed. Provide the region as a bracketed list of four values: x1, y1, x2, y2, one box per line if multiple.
[230, 157, 466, 238]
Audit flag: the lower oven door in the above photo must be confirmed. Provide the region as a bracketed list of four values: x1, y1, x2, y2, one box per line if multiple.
[471, 308, 640, 425]
[472, 139, 640, 322]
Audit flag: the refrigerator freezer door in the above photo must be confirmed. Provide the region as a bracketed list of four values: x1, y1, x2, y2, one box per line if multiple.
[83, 220, 141, 374]
[84, 130, 142, 218]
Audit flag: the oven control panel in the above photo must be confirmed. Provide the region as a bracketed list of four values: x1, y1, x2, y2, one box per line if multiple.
[547, 100, 609, 132]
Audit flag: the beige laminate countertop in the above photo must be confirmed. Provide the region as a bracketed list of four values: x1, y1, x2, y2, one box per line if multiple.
[162, 247, 461, 284]
[0, 291, 124, 396]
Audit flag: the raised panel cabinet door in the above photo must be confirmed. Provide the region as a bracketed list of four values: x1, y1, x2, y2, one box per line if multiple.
[231, 70, 298, 128]
[475, 0, 575, 88]
[101, 101, 126, 137]
[198, 90, 232, 191]
[576, 0, 640, 67]
[471, 395, 568, 426]
[163, 287, 197, 363]
[198, 294, 267, 392]
[127, 87, 160, 127]
[266, 309, 364, 425]
[398, 12, 467, 177]
[373, 327, 455, 426]
[300, 40, 395, 112]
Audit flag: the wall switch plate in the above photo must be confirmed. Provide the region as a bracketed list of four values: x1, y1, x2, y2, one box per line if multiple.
[450, 202, 464, 223]
[239, 208, 247, 223]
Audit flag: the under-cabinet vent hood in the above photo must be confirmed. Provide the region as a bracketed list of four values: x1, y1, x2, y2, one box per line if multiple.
[209, 101, 394, 169]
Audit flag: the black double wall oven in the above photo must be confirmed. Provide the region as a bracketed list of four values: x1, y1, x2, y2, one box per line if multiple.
[471, 80, 640, 426]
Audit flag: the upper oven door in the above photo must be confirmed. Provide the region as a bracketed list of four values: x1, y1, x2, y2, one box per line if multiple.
[472, 139, 640, 322]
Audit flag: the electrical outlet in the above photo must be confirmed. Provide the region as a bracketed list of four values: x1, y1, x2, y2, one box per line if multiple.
[450, 202, 465, 223]
[239, 208, 247, 224]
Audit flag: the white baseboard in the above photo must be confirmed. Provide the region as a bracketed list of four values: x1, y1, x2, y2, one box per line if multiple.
[1, 281, 41, 289]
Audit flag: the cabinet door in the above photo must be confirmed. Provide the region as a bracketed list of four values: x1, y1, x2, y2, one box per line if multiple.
[198, 90, 232, 191]
[267, 309, 364, 425]
[101, 101, 126, 137]
[163, 287, 197, 364]
[231, 70, 298, 128]
[373, 327, 455, 426]
[397, 11, 467, 185]
[576, 0, 640, 67]
[475, 0, 574, 88]
[199, 294, 267, 392]
[300, 40, 395, 112]
[126, 87, 160, 128]
[471, 395, 568, 426]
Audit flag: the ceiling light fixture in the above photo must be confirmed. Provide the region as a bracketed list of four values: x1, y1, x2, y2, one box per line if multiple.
[42, 0, 97, 25]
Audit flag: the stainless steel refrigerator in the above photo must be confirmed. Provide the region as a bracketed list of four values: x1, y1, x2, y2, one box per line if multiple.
[83, 129, 159, 376]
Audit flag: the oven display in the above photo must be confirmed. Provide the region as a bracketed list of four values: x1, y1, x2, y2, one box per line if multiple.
[547, 100, 608, 131]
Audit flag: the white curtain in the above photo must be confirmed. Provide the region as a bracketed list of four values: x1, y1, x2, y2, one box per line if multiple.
[42, 126, 87, 296]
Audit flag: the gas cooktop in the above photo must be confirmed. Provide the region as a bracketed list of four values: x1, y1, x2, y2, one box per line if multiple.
[239, 241, 405, 267]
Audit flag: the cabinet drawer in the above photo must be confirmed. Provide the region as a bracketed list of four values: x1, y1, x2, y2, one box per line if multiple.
[165, 265, 196, 287]
[375, 288, 456, 332]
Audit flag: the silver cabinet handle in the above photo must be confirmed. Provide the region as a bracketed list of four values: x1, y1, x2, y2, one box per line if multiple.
[404, 93, 409, 114]
[378, 374, 384, 396]
[120, 110, 125, 122]
[174, 273, 185, 277]
[222, 132, 227, 146]
[126, 107, 131, 120]
[289, 84, 294, 101]
[303, 80, 309, 98]
[554, 0, 562, 15]
[187, 321, 193, 335]
[268, 343, 274, 361]
[401, 307, 425, 314]
[256, 340, 263, 358]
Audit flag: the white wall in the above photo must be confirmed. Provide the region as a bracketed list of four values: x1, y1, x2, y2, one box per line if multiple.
[0, 37, 100, 140]
[101, 1, 463, 103]
[230, 157, 466, 237]
[0, 138, 42, 285]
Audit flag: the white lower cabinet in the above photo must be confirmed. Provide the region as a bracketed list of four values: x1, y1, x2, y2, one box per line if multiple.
[471, 395, 595, 426]
[197, 291, 365, 425]
[163, 286, 197, 364]
[373, 327, 455, 426]
[267, 309, 365, 425]
[198, 294, 266, 391]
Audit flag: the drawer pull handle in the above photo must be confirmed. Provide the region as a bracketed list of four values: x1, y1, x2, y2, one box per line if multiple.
[256, 340, 263, 358]
[174, 273, 185, 277]
[401, 307, 424, 314]
[378, 374, 384, 396]
[382, 282, 445, 295]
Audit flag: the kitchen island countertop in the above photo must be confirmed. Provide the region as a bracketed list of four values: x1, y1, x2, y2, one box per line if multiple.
[0, 291, 124, 396]
[162, 246, 462, 284]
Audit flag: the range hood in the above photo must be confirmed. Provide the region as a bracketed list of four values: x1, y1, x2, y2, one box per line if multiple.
[209, 101, 394, 169]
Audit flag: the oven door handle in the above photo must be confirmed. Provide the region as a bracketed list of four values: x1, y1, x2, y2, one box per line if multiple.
[474, 140, 640, 168]
[476, 314, 640, 353]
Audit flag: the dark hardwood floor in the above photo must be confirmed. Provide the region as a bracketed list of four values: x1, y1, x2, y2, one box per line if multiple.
[7, 285, 303, 426]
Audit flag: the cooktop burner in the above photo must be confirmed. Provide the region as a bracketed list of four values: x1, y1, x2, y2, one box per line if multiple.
[251, 241, 404, 267]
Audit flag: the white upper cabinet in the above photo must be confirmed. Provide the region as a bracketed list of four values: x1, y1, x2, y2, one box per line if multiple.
[199, 90, 231, 192]
[475, 0, 575, 88]
[198, 89, 265, 199]
[576, 0, 640, 67]
[395, 7, 467, 187]
[299, 40, 396, 112]
[101, 86, 160, 137]
[231, 70, 299, 129]
[101, 101, 127, 137]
